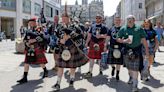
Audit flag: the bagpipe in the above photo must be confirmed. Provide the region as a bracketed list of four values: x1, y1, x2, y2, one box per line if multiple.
[24, 28, 46, 49]
[54, 24, 86, 61]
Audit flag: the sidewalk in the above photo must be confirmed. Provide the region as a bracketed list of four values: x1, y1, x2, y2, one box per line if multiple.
[0, 46, 164, 92]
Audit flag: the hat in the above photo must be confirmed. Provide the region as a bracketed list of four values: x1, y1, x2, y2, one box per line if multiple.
[127, 15, 135, 20]
[28, 18, 37, 22]
[96, 13, 103, 18]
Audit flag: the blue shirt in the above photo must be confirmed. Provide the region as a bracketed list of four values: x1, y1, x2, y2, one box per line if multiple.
[154, 26, 163, 41]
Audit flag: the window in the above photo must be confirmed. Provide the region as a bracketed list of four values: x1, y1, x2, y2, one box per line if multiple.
[34, 3, 41, 16]
[23, 0, 31, 14]
[139, 3, 142, 9]
[0, 0, 16, 10]
[46, 5, 53, 17]
[55, 9, 59, 15]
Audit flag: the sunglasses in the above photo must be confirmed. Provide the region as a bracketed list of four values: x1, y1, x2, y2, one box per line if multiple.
[127, 18, 134, 21]
[96, 17, 102, 19]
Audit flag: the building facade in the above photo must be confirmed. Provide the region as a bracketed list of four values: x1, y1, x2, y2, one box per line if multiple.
[61, 0, 104, 23]
[145, 0, 164, 24]
[121, 0, 146, 25]
[82, 0, 88, 5]
[89, 0, 104, 23]
[0, 0, 61, 38]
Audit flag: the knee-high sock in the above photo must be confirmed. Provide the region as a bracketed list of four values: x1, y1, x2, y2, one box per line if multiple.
[57, 76, 62, 85]
[89, 60, 94, 73]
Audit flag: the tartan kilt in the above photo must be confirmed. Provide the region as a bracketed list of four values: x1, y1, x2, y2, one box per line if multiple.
[123, 54, 140, 71]
[107, 48, 123, 65]
[56, 44, 89, 68]
[88, 40, 105, 59]
[24, 47, 47, 64]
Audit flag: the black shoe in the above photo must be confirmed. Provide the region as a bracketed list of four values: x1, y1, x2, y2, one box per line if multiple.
[116, 75, 120, 81]
[42, 70, 48, 79]
[53, 83, 60, 91]
[111, 67, 115, 76]
[69, 80, 74, 87]
[99, 71, 103, 75]
[17, 78, 28, 84]
[84, 72, 92, 78]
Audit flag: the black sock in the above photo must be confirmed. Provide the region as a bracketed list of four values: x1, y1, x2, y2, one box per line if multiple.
[23, 72, 28, 79]
[116, 70, 119, 76]
[43, 67, 47, 72]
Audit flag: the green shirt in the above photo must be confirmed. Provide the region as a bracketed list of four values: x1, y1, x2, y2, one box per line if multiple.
[117, 24, 146, 48]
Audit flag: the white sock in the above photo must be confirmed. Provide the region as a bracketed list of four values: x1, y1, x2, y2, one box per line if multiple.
[57, 76, 62, 85]
[89, 60, 94, 73]
[98, 60, 102, 71]
[70, 74, 75, 81]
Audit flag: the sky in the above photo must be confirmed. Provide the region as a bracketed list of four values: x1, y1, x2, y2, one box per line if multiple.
[61, 0, 121, 17]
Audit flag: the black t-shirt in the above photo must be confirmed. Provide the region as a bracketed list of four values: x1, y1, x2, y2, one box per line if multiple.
[107, 26, 123, 48]
[89, 24, 107, 43]
[144, 29, 157, 43]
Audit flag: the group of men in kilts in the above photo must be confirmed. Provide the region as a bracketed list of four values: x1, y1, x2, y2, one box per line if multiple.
[16, 11, 157, 92]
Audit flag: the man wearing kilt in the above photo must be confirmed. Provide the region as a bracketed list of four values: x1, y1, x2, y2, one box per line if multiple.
[105, 16, 123, 81]
[53, 11, 89, 91]
[17, 18, 48, 84]
[117, 15, 149, 92]
[84, 14, 108, 77]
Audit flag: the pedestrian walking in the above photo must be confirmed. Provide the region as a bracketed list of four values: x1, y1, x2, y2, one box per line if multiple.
[117, 15, 149, 92]
[53, 6, 89, 91]
[105, 16, 124, 81]
[84, 13, 108, 78]
[17, 18, 48, 84]
[142, 19, 158, 81]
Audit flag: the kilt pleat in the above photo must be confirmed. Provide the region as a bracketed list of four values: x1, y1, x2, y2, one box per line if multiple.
[124, 55, 140, 71]
[56, 44, 89, 68]
[88, 40, 105, 59]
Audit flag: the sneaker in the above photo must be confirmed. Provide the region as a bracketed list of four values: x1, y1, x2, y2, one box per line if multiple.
[132, 86, 138, 92]
[53, 83, 60, 91]
[99, 71, 103, 75]
[42, 70, 48, 79]
[69, 79, 74, 87]
[111, 67, 115, 76]
[143, 77, 149, 81]
[84, 72, 92, 78]
[116, 75, 120, 81]
[17, 78, 28, 84]
[128, 77, 133, 84]
[77, 67, 81, 73]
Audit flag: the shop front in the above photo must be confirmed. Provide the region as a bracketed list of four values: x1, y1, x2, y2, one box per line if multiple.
[1, 17, 15, 39]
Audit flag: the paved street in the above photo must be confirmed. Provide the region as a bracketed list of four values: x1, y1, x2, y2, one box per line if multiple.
[0, 40, 164, 92]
